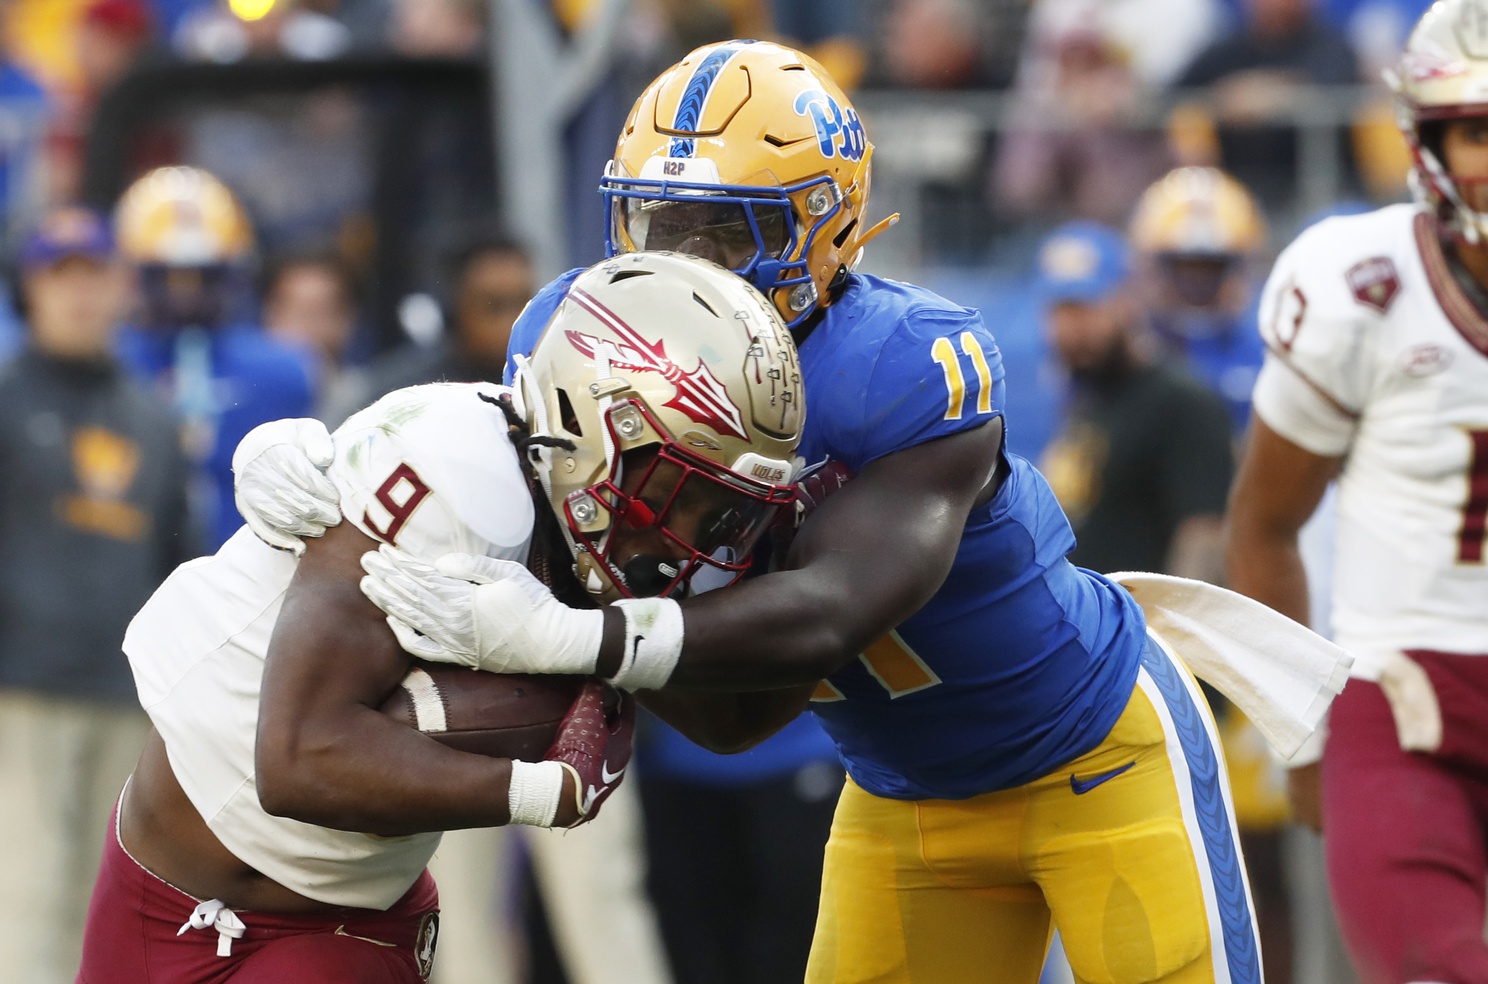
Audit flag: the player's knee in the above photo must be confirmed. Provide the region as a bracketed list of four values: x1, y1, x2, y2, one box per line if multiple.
[1059, 886, 1212, 983]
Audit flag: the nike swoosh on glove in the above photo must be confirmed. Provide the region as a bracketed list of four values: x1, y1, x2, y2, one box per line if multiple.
[359, 546, 604, 675]
[547, 679, 635, 827]
[232, 418, 341, 555]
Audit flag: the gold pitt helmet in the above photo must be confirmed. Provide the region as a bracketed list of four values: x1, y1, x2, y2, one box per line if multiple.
[1128, 167, 1267, 327]
[115, 166, 254, 267]
[513, 251, 805, 603]
[603, 39, 899, 328]
[1129, 167, 1266, 259]
[1388, 0, 1488, 243]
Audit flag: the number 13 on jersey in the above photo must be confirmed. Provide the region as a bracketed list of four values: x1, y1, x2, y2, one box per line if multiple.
[931, 333, 995, 421]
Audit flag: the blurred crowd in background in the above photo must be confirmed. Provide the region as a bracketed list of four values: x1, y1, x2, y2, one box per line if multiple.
[0, 1, 1431, 983]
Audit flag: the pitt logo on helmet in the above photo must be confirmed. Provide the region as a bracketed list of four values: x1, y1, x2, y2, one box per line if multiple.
[794, 90, 866, 163]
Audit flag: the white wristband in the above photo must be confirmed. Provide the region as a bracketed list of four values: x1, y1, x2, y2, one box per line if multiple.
[507, 760, 565, 827]
[607, 597, 684, 691]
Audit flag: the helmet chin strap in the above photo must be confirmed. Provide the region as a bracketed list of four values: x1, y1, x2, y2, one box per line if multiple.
[1416, 148, 1488, 246]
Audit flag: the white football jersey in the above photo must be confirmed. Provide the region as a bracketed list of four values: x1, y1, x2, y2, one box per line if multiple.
[124, 382, 535, 909]
[1253, 203, 1488, 678]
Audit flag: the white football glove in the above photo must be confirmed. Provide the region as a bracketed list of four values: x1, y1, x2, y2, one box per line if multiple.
[232, 418, 341, 556]
[358, 546, 605, 675]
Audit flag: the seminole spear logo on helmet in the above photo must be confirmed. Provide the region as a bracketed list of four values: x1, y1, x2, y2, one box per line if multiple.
[563, 287, 750, 442]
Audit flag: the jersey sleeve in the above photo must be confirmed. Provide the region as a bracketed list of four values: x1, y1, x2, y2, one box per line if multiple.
[825, 305, 1006, 471]
[329, 383, 534, 562]
[503, 268, 584, 385]
[1251, 220, 1376, 456]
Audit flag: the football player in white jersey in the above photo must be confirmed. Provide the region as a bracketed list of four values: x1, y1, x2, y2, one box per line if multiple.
[74, 253, 805, 984]
[1228, 2, 1488, 981]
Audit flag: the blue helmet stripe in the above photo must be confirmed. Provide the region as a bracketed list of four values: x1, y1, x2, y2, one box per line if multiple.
[667, 40, 756, 158]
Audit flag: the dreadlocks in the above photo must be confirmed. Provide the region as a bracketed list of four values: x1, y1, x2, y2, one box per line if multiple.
[478, 392, 595, 609]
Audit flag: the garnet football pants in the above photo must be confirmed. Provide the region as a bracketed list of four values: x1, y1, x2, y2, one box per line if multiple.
[1323, 651, 1488, 984]
[76, 806, 440, 984]
[806, 633, 1262, 984]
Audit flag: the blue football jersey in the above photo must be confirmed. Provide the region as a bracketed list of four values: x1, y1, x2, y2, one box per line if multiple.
[1175, 313, 1265, 435]
[508, 269, 1147, 800]
[118, 324, 315, 550]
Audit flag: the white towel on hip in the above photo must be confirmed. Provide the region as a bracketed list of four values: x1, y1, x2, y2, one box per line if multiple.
[1109, 571, 1354, 760]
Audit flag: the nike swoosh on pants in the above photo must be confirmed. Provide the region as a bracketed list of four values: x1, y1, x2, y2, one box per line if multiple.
[1069, 761, 1136, 795]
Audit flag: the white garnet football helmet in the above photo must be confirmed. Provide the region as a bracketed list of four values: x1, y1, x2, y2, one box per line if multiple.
[513, 251, 806, 604]
[1390, 0, 1488, 243]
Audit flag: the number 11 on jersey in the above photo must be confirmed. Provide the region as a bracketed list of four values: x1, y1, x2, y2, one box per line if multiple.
[931, 333, 994, 421]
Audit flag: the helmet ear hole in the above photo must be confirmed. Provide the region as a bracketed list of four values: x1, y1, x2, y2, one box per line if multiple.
[555, 388, 582, 437]
[832, 218, 858, 249]
[691, 291, 719, 316]
[609, 269, 654, 284]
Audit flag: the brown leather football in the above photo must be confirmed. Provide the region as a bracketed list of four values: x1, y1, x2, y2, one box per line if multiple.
[378, 661, 583, 762]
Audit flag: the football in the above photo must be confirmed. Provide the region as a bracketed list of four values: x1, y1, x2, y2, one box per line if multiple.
[378, 661, 583, 762]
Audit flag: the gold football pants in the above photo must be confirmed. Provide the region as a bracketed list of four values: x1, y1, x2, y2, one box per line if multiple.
[806, 634, 1262, 984]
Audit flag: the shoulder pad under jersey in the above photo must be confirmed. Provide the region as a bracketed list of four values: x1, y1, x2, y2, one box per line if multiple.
[330, 382, 533, 561]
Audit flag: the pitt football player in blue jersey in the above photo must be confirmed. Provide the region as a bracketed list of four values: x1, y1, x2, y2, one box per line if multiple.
[245, 41, 1338, 984]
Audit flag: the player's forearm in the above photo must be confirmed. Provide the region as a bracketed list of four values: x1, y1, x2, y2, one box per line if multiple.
[596, 579, 860, 688]
[1224, 524, 1312, 627]
[679, 568, 909, 687]
[256, 713, 517, 836]
[597, 425, 1000, 691]
[638, 683, 815, 753]
[599, 544, 946, 691]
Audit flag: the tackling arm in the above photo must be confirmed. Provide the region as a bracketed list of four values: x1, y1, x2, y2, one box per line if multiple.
[255, 521, 579, 833]
[597, 417, 1005, 690]
[637, 685, 816, 754]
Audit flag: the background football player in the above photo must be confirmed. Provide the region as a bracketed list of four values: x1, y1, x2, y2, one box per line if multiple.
[248, 41, 1349, 984]
[113, 166, 315, 550]
[1228, 2, 1488, 980]
[1128, 169, 1302, 983]
[76, 254, 804, 984]
[1129, 165, 1271, 434]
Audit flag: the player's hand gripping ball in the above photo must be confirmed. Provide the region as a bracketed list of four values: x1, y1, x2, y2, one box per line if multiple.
[378, 667, 633, 827]
[546, 678, 635, 827]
